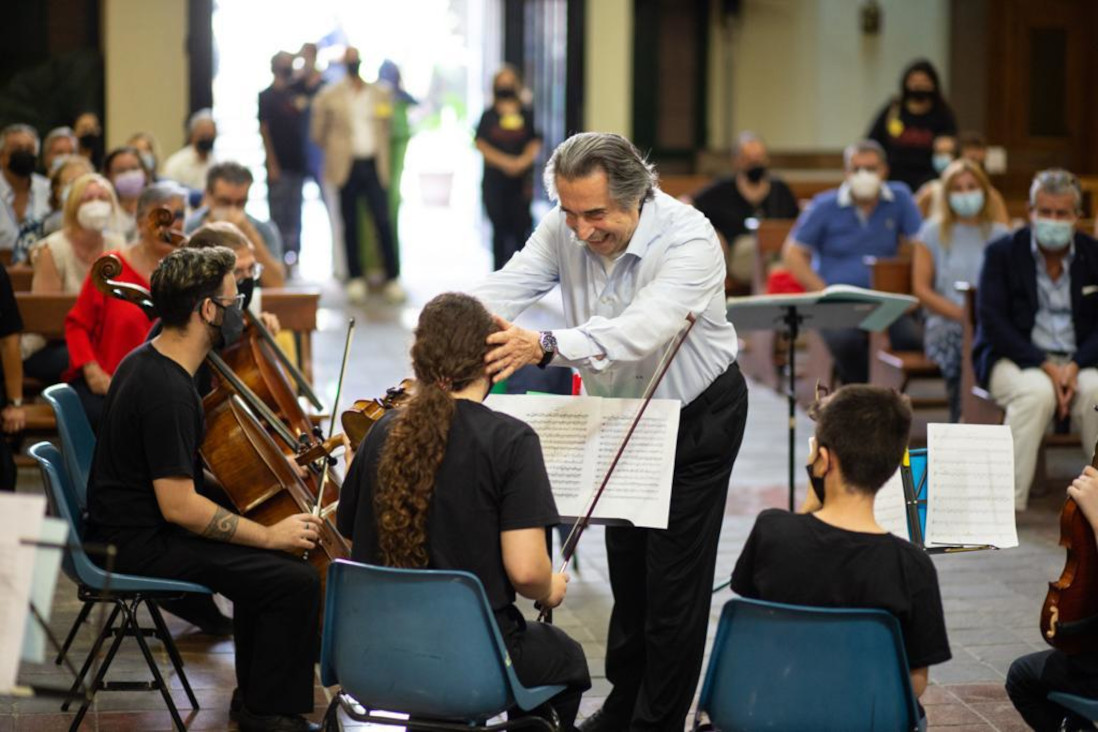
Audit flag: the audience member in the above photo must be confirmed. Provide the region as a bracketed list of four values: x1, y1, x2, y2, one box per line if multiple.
[127, 131, 162, 180]
[311, 46, 402, 304]
[959, 131, 991, 170]
[294, 42, 327, 193]
[103, 146, 151, 241]
[913, 134, 957, 218]
[184, 162, 286, 287]
[41, 126, 78, 174]
[1006, 465, 1098, 730]
[731, 385, 950, 714]
[41, 155, 94, 237]
[689, 131, 799, 290]
[782, 139, 923, 384]
[912, 159, 1008, 422]
[867, 59, 957, 192]
[474, 65, 542, 271]
[974, 169, 1098, 511]
[259, 51, 307, 268]
[0, 266, 24, 493]
[918, 133, 1009, 224]
[63, 182, 186, 430]
[377, 59, 416, 261]
[162, 108, 219, 191]
[25, 173, 124, 384]
[0, 124, 51, 262]
[186, 222, 280, 334]
[73, 112, 104, 169]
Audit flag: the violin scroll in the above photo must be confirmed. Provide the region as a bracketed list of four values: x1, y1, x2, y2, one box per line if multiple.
[341, 380, 415, 452]
[148, 206, 187, 248]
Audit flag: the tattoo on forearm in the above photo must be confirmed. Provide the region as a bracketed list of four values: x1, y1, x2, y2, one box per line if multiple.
[202, 507, 240, 542]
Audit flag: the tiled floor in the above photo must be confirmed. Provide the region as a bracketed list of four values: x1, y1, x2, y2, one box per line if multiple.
[8, 198, 1082, 729]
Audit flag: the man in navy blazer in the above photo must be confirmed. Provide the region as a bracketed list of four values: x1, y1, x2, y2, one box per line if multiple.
[974, 169, 1098, 510]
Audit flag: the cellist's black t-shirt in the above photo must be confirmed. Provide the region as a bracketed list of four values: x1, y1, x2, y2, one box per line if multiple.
[338, 399, 560, 613]
[87, 343, 205, 532]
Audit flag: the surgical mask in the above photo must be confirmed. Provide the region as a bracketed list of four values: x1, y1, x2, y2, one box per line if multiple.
[744, 165, 767, 184]
[949, 190, 985, 219]
[212, 300, 245, 349]
[112, 169, 146, 198]
[346, 60, 361, 76]
[195, 137, 215, 154]
[7, 149, 36, 178]
[139, 151, 156, 172]
[76, 200, 112, 231]
[1033, 218, 1074, 251]
[848, 169, 881, 200]
[932, 154, 953, 174]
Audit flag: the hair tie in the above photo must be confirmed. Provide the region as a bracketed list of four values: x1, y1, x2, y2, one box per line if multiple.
[435, 377, 452, 392]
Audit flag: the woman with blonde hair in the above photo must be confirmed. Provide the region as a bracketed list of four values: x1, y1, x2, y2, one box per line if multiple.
[912, 158, 1009, 421]
[338, 292, 590, 730]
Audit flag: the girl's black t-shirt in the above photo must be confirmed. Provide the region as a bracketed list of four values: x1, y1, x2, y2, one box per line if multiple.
[338, 399, 560, 612]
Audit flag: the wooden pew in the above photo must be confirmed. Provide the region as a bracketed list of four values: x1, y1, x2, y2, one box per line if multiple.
[7, 265, 32, 292]
[865, 258, 945, 408]
[15, 293, 77, 450]
[659, 175, 714, 201]
[260, 289, 320, 384]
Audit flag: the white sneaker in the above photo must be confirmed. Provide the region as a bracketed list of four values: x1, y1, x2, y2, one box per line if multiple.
[382, 279, 407, 305]
[347, 278, 368, 304]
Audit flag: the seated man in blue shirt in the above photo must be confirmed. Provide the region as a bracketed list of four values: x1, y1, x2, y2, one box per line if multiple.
[973, 168, 1098, 511]
[184, 161, 286, 286]
[731, 385, 951, 713]
[782, 139, 924, 384]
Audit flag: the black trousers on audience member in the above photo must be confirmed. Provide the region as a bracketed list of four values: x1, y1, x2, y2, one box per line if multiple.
[91, 525, 320, 716]
[1006, 649, 1098, 731]
[820, 314, 923, 385]
[601, 362, 749, 731]
[339, 158, 398, 281]
[482, 178, 532, 271]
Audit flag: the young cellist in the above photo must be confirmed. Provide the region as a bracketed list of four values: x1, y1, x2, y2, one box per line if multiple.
[85, 247, 322, 732]
[337, 292, 591, 730]
[1006, 466, 1098, 731]
[730, 385, 951, 718]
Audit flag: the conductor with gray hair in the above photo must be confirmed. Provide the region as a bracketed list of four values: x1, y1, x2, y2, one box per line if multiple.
[472, 131, 749, 731]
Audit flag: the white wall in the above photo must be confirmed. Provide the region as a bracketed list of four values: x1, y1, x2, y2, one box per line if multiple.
[583, 0, 633, 135]
[713, 0, 950, 150]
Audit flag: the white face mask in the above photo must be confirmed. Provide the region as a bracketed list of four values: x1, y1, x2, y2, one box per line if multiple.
[848, 169, 882, 200]
[76, 200, 113, 231]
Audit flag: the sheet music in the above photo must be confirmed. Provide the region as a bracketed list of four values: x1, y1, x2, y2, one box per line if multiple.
[0, 493, 46, 692]
[873, 468, 911, 540]
[925, 423, 1018, 548]
[486, 394, 680, 529]
[22, 518, 68, 664]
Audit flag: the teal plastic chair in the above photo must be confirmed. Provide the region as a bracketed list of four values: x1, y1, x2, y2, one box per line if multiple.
[693, 598, 925, 732]
[41, 383, 95, 506]
[30, 442, 211, 732]
[319, 559, 565, 730]
[1048, 692, 1098, 723]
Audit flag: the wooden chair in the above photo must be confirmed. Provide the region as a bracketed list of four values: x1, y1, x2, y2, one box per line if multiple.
[865, 257, 945, 408]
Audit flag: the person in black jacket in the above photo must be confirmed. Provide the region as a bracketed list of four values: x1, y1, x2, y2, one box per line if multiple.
[867, 59, 957, 192]
[973, 169, 1098, 510]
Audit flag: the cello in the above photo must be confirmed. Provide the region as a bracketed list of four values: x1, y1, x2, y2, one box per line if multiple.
[1041, 422, 1098, 655]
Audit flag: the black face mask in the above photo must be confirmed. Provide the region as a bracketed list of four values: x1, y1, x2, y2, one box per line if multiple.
[904, 89, 935, 104]
[211, 300, 245, 349]
[494, 87, 517, 100]
[78, 132, 101, 149]
[274, 67, 293, 80]
[195, 137, 215, 153]
[346, 60, 361, 76]
[744, 165, 767, 184]
[7, 149, 36, 178]
[237, 277, 256, 311]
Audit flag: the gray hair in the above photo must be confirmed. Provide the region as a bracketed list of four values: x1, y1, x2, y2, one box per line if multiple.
[1029, 168, 1081, 212]
[735, 131, 766, 155]
[137, 181, 187, 219]
[843, 139, 887, 169]
[44, 126, 77, 152]
[544, 132, 658, 210]
[1, 123, 40, 154]
[187, 108, 216, 136]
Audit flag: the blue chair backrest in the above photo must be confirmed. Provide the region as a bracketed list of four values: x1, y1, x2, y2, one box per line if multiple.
[29, 442, 86, 583]
[41, 384, 95, 508]
[698, 598, 922, 732]
[319, 560, 517, 721]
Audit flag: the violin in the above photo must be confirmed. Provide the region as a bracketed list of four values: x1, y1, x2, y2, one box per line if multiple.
[341, 379, 415, 452]
[1040, 422, 1098, 655]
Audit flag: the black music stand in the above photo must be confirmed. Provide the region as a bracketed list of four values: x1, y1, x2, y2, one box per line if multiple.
[727, 287, 916, 510]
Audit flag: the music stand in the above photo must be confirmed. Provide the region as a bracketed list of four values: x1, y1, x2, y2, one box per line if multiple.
[727, 286, 917, 510]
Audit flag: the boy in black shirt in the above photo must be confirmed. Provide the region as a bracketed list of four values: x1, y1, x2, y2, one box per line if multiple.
[731, 385, 951, 702]
[86, 247, 323, 732]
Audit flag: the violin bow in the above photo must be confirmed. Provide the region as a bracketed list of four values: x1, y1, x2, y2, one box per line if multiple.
[311, 317, 356, 521]
[539, 313, 698, 622]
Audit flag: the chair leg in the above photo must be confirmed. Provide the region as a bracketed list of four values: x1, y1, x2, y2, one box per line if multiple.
[56, 600, 93, 665]
[321, 695, 342, 731]
[125, 601, 188, 731]
[68, 603, 131, 730]
[145, 597, 200, 710]
[62, 602, 121, 712]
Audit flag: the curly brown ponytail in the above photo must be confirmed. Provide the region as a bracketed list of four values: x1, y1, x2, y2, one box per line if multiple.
[375, 293, 499, 567]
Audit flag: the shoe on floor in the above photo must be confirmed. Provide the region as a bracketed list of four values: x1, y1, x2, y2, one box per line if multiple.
[230, 688, 242, 720]
[577, 707, 621, 732]
[347, 277, 368, 305]
[382, 279, 406, 305]
[236, 705, 320, 732]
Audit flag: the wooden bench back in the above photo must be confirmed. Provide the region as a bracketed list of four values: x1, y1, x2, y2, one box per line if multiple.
[866, 258, 913, 295]
[17, 293, 76, 339]
[752, 219, 796, 294]
[7, 266, 32, 292]
[659, 175, 713, 200]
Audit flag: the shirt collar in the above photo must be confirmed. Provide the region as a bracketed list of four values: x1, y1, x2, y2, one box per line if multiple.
[1030, 231, 1075, 267]
[836, 180, 894, 208]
